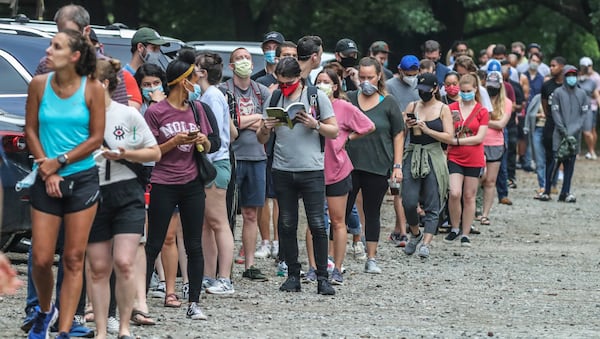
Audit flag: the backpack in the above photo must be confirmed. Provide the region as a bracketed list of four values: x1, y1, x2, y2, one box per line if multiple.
[218, 86, 238, 137]
[222, 79, 264, 132]
[266, 85, 323, 157]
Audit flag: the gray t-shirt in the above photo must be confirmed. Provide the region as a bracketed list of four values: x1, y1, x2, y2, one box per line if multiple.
[264, 88, 334, 172]
[385, 77, 419, 112]
[224, 79, 271, 161]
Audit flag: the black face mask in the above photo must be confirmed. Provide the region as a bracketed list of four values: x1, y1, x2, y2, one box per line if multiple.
[418, 90, 434, 102]
[340, 56, 357, 68]
[487, 87, 500, 97]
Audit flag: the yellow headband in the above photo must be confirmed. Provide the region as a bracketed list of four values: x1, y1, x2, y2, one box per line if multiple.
[167, 65, 195, 86]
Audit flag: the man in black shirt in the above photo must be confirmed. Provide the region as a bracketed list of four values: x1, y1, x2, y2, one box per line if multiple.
[538, 56, 566, 200]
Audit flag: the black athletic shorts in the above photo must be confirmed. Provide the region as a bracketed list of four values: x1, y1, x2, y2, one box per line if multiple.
[30, 166, 100, 216]
[448, 160, 484, 178]
[88, 179, 145, 243]
[326, 174, 353, 197]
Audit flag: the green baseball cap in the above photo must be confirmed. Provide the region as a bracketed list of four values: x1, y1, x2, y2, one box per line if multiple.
[131, 27, 169, 46]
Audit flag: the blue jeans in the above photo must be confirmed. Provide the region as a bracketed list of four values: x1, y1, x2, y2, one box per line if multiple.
[324, 202, 361, 236]
[532, 127, 546, 189]
[273, 170, 328, 279]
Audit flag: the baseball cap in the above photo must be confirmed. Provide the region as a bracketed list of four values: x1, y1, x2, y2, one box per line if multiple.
[527, 43, 541, 51]
[487, 59, 502, 73]
[131, 27, 168, 46]
[416, 73, 438, 91]
[369, 41, 390, 54]
[263, 31, 284, 46]
[335, 38, 358, 54]
[580, 57, 593, 67]
[563, 65, 578, 76]
[399, 55, 419, 71]
[486, 71, 503, 88]
[89, 29, 99, 44]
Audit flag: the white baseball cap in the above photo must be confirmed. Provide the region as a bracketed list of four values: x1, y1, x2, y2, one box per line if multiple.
[579, 57, 593, 67]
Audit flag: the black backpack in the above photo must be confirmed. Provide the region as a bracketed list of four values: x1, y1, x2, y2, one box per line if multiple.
[266, 85, 323, 158]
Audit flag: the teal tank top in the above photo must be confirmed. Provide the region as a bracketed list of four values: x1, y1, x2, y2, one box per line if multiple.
[37, 72, 95, 176]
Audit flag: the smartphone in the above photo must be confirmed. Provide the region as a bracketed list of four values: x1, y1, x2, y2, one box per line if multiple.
[188, 131, 199, 137]
[59, 180, 75, 197]
[406, 113, 417, 120]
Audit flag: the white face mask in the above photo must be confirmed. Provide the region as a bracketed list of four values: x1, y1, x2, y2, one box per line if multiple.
[316, 83, 333, 97]
[403, 75, 417, 87]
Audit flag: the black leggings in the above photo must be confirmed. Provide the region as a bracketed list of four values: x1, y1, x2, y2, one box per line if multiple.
[345, 170, 388, 242]
[145, 179, 205, 303]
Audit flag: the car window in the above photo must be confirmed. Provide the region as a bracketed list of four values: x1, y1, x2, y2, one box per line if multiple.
[0, 56, 28, 94]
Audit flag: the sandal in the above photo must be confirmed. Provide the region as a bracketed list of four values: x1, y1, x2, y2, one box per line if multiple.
[480, 217, 491, 226]
[164, 293, 182, 308]
[131, 309, 156, 326]
[84, 307, 94, 323]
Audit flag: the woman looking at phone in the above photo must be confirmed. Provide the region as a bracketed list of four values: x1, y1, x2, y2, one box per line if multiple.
[144, 50, 220, 319]
[402, 73, 452, 258]
[25, 29, 104, 338]
[444, 73, 489, 247]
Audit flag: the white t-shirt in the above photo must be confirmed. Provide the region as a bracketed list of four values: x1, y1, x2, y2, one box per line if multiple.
[200, 85, 230, 162]
[96, 101, 157, 186]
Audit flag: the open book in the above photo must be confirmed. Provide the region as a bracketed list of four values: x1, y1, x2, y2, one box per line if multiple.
[266, 102, 306, 129]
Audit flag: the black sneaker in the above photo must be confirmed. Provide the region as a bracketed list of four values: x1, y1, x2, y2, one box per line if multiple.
[279, 276, 301, 292]
[444, 230, 460, 243]
[558, 193, 567, 202]
[461, 236, 471, 247]
[317, 278, 335, 295]
[538, 193, 551, 201]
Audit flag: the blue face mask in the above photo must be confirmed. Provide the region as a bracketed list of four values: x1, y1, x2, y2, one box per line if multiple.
[264, 50, 276, 64]
[383, 60, 388, 68]
[566, 76, 577, 87]
[188, 83, 202, 102]
[142, 85, 163, 101]
[460, 91, 475, 102]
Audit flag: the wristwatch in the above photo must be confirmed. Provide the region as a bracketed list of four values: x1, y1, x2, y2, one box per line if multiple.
[57, 153, 69, 168]
[393, 163, 402, 169]
[315, 121, 321, 130]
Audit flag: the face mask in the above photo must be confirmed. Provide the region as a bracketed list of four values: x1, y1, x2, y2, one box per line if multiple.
[264, 50, 276, 65]
[486, 87, 500, 97]
[316, 83, 333, 97]
[566, 76, 577, 87]
[403, 75, 417, 87]
[359, 81, 378, 96]
[418, 90, 433, 102]
[142, 85, 163, 101]
[340, 56, 357, 68]
[233, 59, 253, 78]
[143, 48, 163, 66]
[445, 84, 459, 97]
[187, 83, 202, 101]
[529, 62, 539, 71]
[460, 91, 475, 102]
[280, 80, 301, 97]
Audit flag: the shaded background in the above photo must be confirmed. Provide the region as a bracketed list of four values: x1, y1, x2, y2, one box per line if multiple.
[3, 0, 600, 69]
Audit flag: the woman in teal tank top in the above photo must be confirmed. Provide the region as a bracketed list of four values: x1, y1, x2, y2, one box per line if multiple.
[24, 29, 105, 338]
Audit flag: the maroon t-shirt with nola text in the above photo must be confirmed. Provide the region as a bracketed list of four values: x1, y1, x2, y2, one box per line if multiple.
[144, 100, 212, 185]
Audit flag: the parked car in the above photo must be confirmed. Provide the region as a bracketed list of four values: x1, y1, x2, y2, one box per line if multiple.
[0, 33, 48, 251]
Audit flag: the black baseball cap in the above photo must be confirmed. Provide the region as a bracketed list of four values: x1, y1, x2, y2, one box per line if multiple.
[335, 38, 358, 54]
[263, 31, 284, 46]
[416, 72, 438, 91]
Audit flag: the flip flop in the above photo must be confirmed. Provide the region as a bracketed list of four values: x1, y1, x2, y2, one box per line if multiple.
[131, 309, 156, 326]
[164, 293, 182, 308]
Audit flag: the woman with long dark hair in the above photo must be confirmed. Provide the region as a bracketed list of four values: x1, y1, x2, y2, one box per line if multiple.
[144, 49, 220, 319]
[25, 29, 104, 339]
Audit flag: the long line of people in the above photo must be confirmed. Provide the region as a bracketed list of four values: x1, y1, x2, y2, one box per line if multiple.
[21, 4, 595, 338]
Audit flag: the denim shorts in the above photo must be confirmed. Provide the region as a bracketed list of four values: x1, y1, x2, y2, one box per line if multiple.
[236, 160, 266, 207]
[30, 166, 100, 216]
[205, 159, 231, 190]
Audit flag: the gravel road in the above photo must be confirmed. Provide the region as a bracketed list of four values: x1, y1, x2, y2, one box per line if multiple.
[1, 159, 599, 338]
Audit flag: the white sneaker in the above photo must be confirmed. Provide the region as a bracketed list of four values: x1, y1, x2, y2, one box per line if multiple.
[182, 282, 189, 300]
[206, 278, 235, 295]
[585, 152, 593, 160]
[107, 316, 119, 334]
[364, 258, 382, 274]
[352, 242, 367, 260]
[149, 280, 165, 298]
[254, 242, 271, 259]
[271, 241, 279, 258]
[186, 302, 208, 320]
